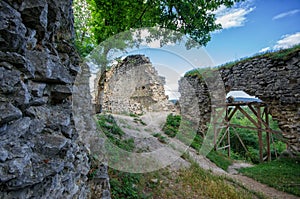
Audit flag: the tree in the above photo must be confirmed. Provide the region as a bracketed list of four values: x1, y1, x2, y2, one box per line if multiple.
[73, 0, 96, 56]
[86, 0, 239, 47]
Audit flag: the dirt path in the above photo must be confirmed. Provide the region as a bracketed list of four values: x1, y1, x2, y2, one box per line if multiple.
[112, 112, 299, 199]
[188, 149, 299, 199]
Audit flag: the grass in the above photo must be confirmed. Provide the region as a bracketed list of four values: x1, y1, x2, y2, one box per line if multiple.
[162, 114, 233, 171]
[207, 151, 233, 171]
[152, 133, 168, 144]
[218, 44, 300, 69]
[152, 163, 256, 199]
[109, 162, 258, 199]
[96, 114, 135, 152]
[96, 113, 267, 198]
[162, 114, 181, 138]
[183, 44, 300, 76]
[239, 158, 300, 196]
[180, 130, 233, 171]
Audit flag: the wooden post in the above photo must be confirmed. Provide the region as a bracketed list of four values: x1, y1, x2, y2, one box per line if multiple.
[226, 106, 231, 158]
[257, 106, 263, 163]
[213, 107, 217, 151]
[265, 107, 271, 161]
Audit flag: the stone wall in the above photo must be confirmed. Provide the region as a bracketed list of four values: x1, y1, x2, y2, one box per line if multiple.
[178, 76, 211, 136]
[95, 55, 173, 115]
[179, 49, 300, 154]
[0, 0, 109, 198]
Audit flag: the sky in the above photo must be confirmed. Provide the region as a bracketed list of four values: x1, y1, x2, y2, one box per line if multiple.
[156, 0, 300, 98]
[206, 0, 300, 66]
[89, 0, 300, 100]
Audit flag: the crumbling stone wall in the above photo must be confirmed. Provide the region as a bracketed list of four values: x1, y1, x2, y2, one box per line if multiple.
[179, 50, 300, 154]
[178, 76, 211, 136]
[95, 55, 173, 115]
[0, 0, 108, 198]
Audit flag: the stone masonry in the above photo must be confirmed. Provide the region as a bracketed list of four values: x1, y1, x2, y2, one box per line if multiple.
[0, 1, 109, 198]
[179, 49, 300, 154]
[94, 55, 173, 115]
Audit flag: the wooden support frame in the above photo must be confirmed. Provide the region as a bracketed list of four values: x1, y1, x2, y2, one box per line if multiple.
[213, 101, 283, 162]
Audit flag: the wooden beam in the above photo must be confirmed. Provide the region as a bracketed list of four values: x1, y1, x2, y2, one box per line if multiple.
[228, 124, 281, 135]
[236, 106, 260, 128]
[227, 126, 231, 158]
[265, 107, 271, 162]
[233, 128, 249, 153]
[228, 106, 238, 121]
[257, 106, 263, 163]
[217, 145, 230, 150]
[226, 108, 230, 158]
[248, 104, 275, 133]
[216, 129, 228, 148]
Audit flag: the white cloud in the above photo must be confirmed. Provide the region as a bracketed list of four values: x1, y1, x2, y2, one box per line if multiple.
[259, 47, 271, 53]
[214, 3, 255, 30]
[272, 9, 300, 20]
[259, 32, 300, 53]
[274, 32, 300, 49]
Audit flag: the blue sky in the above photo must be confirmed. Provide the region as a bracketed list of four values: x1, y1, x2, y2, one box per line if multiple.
[206, 0, 300, 66]
[148, 0, 300, 99]
[89, 0, 300, 99]
[123, 0, 300, 72]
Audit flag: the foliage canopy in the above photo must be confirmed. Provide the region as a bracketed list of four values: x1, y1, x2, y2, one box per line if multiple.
[87, 0, 238, 46]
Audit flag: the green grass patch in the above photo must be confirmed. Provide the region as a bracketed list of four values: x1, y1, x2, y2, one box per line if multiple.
[152, 133, 168, 144]
[109, 163, 257, 199]
[207, 151, 233, 171]
[189, 133, 233, 171]
[239, 158, 300, 196]
[96, 114, 135, 152]
[162, 114, 181, 138]
[162, 114, 233, 170]
[159, 163, 255, 199]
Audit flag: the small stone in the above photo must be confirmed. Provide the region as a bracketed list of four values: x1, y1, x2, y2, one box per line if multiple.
[0, 102, 22, 125]
[28, 81, 46, 97]
[0, 67, 20, 93]
[26, 51, 73, 84]
[0, 147, 8, 162]
[50, 85, 73, 103]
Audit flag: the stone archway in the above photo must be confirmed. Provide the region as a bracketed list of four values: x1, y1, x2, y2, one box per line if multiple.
[179, 49, 300, 154]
